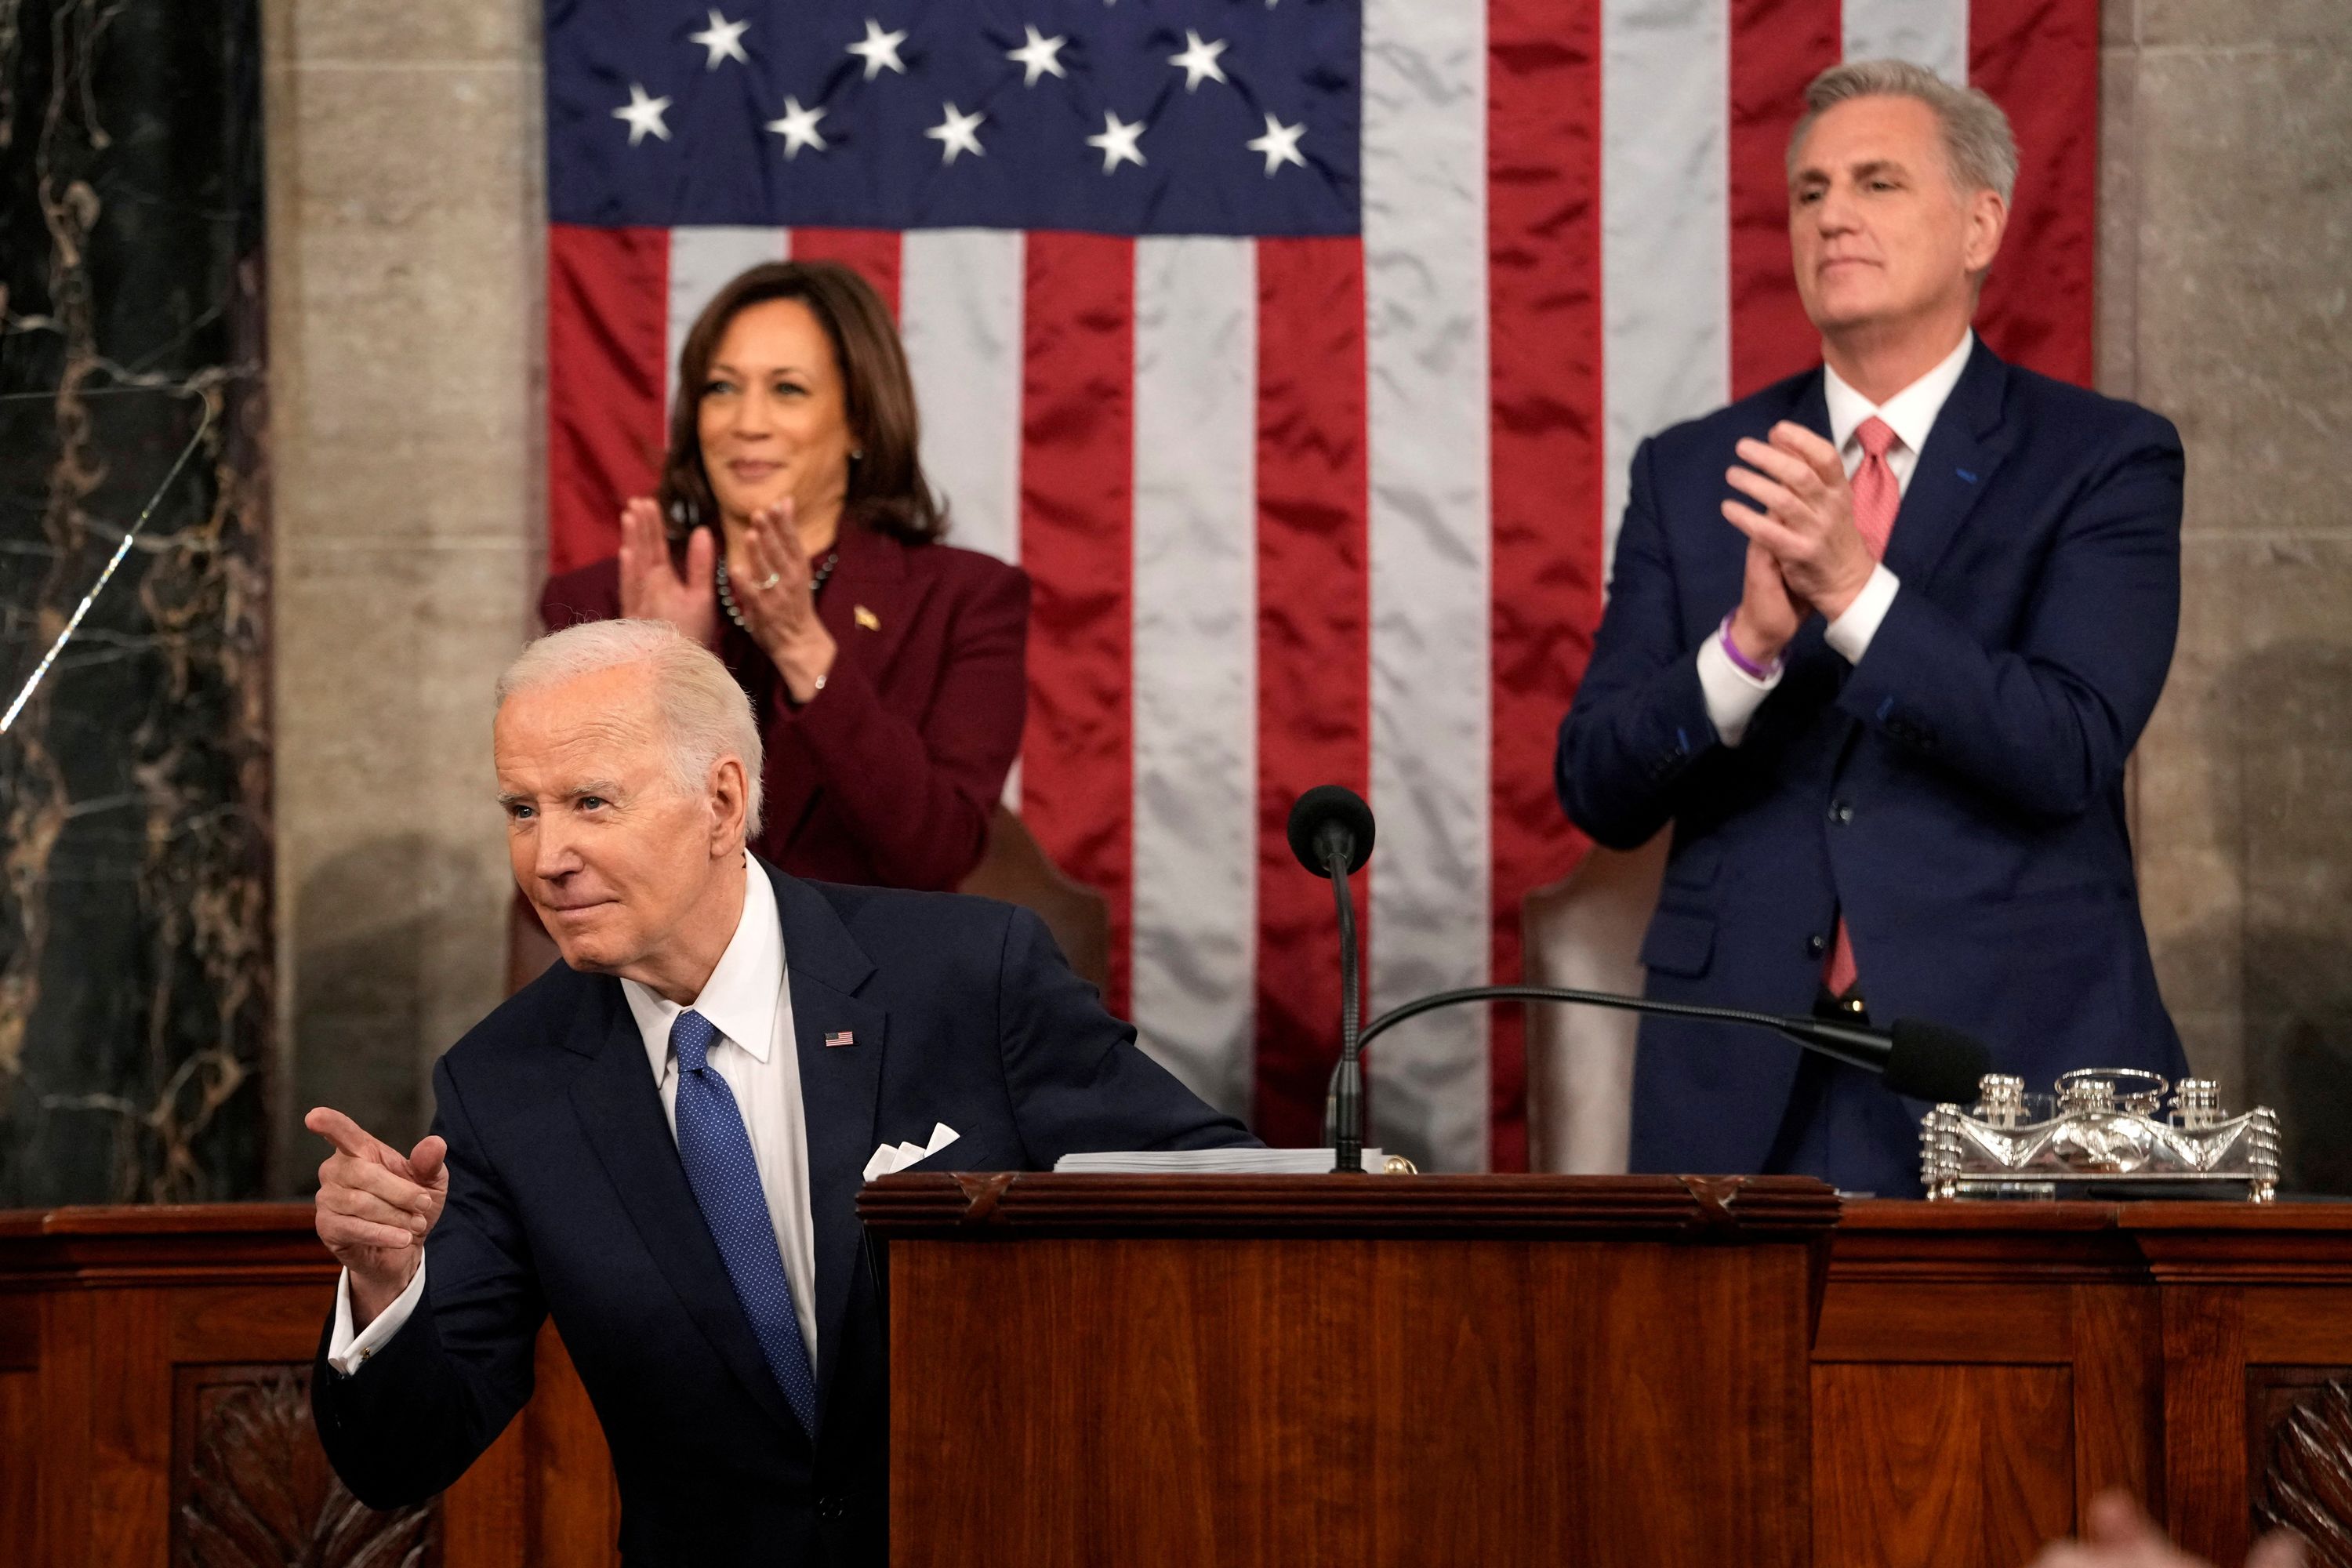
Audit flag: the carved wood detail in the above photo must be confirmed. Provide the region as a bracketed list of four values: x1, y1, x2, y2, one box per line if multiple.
[2256, 1377, 2352, 1568]
[172, 1363, 437, 1568]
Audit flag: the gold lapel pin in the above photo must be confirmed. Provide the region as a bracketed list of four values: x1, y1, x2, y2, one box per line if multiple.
[854, 604, 880, 631]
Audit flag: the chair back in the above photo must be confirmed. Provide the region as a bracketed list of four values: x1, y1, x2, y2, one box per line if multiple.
[1520, 832, 1668, 1174]
[957, 804, 1112, 996]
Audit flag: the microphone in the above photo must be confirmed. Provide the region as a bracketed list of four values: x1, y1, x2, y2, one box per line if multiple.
[1287, 784, 1374, 879]
[1286, 786, 1375, 1172]
[1348, 985, 1992, 1108]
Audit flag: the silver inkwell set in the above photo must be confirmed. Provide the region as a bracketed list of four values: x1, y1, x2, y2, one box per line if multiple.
[1922, 1069, 2282, 1203]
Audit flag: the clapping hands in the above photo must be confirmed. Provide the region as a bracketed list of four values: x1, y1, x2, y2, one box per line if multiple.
[720, 498, 840, 703]
[1720, 421, 1875, 666]
[616, 496, 720, 647]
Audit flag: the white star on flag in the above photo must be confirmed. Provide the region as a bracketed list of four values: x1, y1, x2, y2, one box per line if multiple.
[1084, 110, 1147, 173]
[1246, 112, 1306, 176]
[688, 9, 750, 70]
[764, 95, 828, 158]
[612, 83, 672, 146]
[846, 19, 909, 80]
[1167, 30, 1229, 92]
[1005, 25, 1068, 87]
[925, 102, 985, 164]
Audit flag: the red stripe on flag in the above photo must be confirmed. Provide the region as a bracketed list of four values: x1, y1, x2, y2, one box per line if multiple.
[547, 223, 669, 575]
[1728, 0, 1839, 398]
[1488, 0, 1605, 1172]
[788, 228, 904, 318]
[1252, 238, 1370, 1149]
[1971, 0, 2098, 385]
[1018, 233, 1135, 1016]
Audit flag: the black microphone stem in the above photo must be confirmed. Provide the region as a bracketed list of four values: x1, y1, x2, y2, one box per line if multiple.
[1329, 848, 1365, 1173]
[1356, 985, 1893, 1075]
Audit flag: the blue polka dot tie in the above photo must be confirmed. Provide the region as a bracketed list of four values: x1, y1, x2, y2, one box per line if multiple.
[670, 1007, 818, 1436]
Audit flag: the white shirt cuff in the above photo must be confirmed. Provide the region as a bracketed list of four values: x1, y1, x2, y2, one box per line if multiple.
[1696, 627, 1780, 748]
[1824, 564, 1900, 664]
[328, 1256, 426, 1376]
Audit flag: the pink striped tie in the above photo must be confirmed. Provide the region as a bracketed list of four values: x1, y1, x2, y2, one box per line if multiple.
[1824, 416, 1900, 1001]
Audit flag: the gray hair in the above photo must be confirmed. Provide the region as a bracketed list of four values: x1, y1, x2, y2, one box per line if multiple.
[1788, 60, 2018, 206]
[496, 619, 764, 840]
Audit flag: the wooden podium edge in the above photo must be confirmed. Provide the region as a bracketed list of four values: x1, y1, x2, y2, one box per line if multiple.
[857, 1171, 1843, 1240]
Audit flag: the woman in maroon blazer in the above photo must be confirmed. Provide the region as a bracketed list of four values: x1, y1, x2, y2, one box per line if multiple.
[541, 261, 1026, 890]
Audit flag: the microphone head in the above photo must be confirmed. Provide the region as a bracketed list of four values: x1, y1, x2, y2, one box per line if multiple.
[1884, 1018, 1994, 1103]
[1286, 785, 1375, 878]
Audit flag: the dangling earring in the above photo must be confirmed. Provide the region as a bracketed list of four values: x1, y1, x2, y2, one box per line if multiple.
[850, 446, 865, 463]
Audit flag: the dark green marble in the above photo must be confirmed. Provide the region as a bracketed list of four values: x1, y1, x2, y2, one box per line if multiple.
[0, 0, 268, 1204]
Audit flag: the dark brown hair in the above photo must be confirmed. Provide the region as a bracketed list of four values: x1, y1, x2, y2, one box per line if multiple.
[657, 260, 946, 546]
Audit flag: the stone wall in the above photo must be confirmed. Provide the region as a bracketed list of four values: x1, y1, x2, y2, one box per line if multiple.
[262, 0, 543, 1186]
[2111, 0, 2352, 1192]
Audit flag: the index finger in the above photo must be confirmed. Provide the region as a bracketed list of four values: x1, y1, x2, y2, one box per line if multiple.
[305, 1106, 386, 1163]
[1767, 421, 1844, 485]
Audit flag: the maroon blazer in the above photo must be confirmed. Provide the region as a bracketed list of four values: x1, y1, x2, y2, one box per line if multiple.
[541, 525, 1029, 891]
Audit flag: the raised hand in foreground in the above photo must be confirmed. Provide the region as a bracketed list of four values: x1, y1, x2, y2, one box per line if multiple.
[2027, 1491, 2303, 1568]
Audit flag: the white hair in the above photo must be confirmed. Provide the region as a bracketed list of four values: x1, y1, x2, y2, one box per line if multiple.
[1789, 59, 2019, 205]
[496, 619, 764, 839]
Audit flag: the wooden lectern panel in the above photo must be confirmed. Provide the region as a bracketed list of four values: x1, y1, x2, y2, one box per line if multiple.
[862, 1173, 1840, 1568]
[13, 1192, 2352, 1563]
[1813, 1362, 2074, 1568]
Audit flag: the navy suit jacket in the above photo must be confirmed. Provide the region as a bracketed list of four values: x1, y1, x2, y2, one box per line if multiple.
[311, 867, 1254, 1566]
[1555, 339, 2187, 1185]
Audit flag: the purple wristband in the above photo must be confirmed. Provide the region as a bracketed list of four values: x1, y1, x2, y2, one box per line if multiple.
[1717, 614, 1783, 680]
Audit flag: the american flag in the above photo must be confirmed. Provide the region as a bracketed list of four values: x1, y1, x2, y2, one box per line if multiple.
[543, 0, 2097, 1171]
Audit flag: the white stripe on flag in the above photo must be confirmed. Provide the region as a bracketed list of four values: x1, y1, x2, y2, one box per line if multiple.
[1363, 0, 1493, 1173]
[1129, 236, 1258, 1120]
[1842, 0, 1970, 85]
[901, 230, 1027, 568]
[666, 227, 790, 424]
[1602, 0, 1731, 579]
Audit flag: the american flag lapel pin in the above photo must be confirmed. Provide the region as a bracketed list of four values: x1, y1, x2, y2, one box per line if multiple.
[825, 1029, 856, 1048]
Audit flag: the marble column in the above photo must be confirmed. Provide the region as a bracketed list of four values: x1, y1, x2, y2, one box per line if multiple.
[2114, 0, 2352, 1191]
[261, 0, 543, 1186]
[0, 0, 270, 1203]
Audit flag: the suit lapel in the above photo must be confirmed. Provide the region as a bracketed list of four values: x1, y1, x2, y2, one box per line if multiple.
[1882, 339, 2015, 587]
[769, 867, 889, 1428]
[820, 525, 932, 688]
[564, 981, 807, 1444]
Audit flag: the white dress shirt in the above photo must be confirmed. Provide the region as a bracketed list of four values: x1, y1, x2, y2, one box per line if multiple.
[1697, 329, 1976, 746]
[329, 855, 818, 1375]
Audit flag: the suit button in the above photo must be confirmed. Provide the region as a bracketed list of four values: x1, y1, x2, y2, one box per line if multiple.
[1806, 934, 1828, 957]
[816, 1494, 846, 1522]
[1828, 800, 1854, 825]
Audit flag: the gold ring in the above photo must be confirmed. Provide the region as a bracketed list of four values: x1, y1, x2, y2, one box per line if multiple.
[757, 571, 782, 590]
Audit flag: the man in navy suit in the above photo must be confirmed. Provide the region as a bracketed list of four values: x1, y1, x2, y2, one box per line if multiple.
[306, 617, 1252, 1565]
[1556, 60, 2187, 1196]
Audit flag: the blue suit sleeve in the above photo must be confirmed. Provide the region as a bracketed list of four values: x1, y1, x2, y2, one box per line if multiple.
[1838, 412, 2183, 818]
[993, 906, 1259, 1163]
[1555, 436, 1723, 849]
[311, 1057, 546, 1508]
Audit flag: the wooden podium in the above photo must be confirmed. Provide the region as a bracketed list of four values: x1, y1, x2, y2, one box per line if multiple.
[9, 1191, 2352, 1566]
[857, 1172, 1841, 1568]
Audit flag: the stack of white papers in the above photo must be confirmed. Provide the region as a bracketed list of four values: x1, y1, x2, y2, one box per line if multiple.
[1054, 1147, 1392, 1174]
